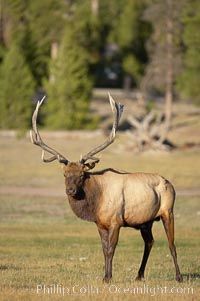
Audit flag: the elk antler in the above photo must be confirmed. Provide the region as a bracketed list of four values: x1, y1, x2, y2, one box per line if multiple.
[80, 93, 124, 166]
[30, 96, 69, 165]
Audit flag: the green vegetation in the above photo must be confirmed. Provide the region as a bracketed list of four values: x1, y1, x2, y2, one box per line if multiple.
[26, 0, 65, 86]
[0, 40, 35, 129]
[0, 1, 200, 130]
[44, 5, 93, 129]
[142, 0, 184, 93]
[177, 0, 200, 105]
[117, 0, 150, 86]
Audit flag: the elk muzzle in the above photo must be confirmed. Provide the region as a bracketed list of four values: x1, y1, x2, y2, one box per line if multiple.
[66, 185, 79, 197]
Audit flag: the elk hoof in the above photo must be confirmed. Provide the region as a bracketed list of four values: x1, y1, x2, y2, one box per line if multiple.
[176, 274, 183, 282]
[135, 275, 144, 281]
[103, 276, 111, 283]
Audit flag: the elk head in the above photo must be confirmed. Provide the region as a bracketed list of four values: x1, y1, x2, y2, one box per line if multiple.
[63, 162, 85, 197]
[30, 94, 123, 197]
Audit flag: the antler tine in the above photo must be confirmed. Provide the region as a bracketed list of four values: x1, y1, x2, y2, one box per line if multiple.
[30, 96, 69, 165]
[80, 93, 124, 165]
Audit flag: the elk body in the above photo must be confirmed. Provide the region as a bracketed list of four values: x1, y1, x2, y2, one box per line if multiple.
[30, 94, 182, 282]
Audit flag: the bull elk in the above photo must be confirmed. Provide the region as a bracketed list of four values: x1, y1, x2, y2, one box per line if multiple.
[30, 94, 182, 282]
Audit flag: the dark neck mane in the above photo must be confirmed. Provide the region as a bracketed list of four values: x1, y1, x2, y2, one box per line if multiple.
[67, 174, 101, 222]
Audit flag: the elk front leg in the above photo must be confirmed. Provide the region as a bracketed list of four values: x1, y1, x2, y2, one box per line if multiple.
[136, 222, 154, 281]
[98, 225, 120, 283]
[162, 210, 182, 282]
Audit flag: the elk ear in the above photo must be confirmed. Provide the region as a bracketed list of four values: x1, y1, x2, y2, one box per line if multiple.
[83, 162, 96, 171]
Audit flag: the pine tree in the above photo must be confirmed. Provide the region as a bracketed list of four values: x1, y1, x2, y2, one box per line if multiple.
[142, 0, 184, 142]
[45, 7, 93, 129]
[177, 0, 200, 105]
[27, 0, 65, 86]
[0, 0, 27, 47]
[110, 0, 149, 90]
[143, 0, 184, 93]
[0, 41, 35, 129]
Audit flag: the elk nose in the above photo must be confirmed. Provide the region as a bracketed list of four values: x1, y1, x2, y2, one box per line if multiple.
[66, 187, 76, 196]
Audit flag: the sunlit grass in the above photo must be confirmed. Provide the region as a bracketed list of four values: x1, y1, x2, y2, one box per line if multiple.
[0, 134, 199, 189]
[0, 193, 199, 301]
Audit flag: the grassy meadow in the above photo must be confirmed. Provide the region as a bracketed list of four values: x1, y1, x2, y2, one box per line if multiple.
[0, 108, 200, 301]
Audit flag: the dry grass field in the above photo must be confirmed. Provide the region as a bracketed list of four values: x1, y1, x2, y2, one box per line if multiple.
[0, 99, 200, 300]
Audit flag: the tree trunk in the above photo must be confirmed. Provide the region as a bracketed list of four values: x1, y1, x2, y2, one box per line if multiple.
[0, 0, 6, 46]
[91, 0, 99, 16]
[49, 41, 58, 83]
[123, 74, 132, 97]
[160, 0, 174, 143]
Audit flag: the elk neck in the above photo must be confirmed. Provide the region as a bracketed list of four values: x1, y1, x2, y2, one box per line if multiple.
[67, 172, 102, 223]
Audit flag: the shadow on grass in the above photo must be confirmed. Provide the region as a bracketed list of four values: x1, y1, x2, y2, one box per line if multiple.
[182, 273, 200, 280]
[0, 264, 21, 270]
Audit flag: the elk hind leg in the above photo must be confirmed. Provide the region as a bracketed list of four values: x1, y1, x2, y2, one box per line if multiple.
[162, 210, 182, 282]
[136, 222, 154, 281]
